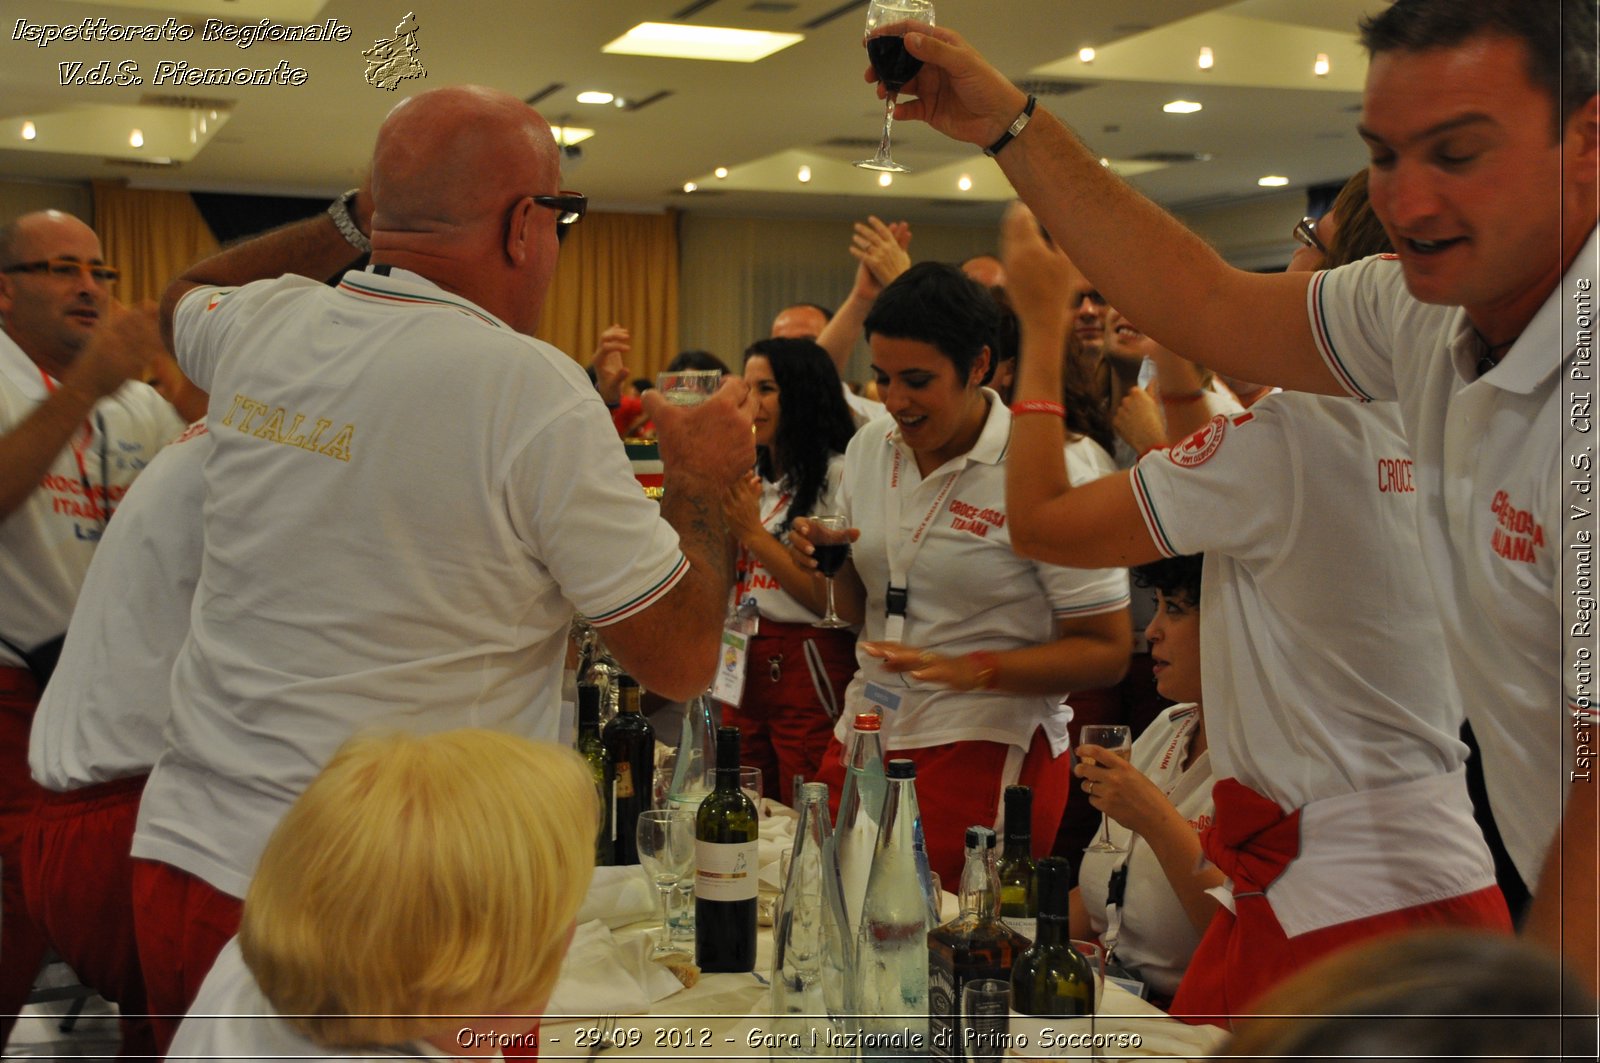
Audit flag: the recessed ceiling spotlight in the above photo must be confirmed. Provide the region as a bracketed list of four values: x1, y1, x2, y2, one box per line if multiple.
[21, 121, 36, 141]
[878, 172, 892, 188]
[1258, 175, 1289, 187]
[683, 181, 698, 193]
[957, 174, 972, 192]
[129, 129, 144, 148]
[1078, 46, 1096, 64]
[550, 126, 596, 146]
[1099, 157, 1111, 167]
[714, 166, 729, 179]
[199, 116, 208, 134]
[1198, 46, 1214, 71]
[1314, 53, 1330, 77]
[577, 91, 615, 105]
[798, 165, 811, 183]
[1162, 100, 1202, 114]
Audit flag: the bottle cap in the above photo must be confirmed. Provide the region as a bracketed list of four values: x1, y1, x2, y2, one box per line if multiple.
[617, 674, 639, 690]
[886, 758, 915, 779]
[1035, 855, 1073, 914]
[966, 825, 996, 849]
[798, 781, 829, 805]
[577, 684, 600, 717]
[853, 712, 882, 731]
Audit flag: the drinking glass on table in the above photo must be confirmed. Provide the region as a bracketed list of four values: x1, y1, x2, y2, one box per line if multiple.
[1079, 724, 1132, 853]
[856, 0, 935, 173]
[635, 809, 696, 956]
[739, 765, 763, 808]
[961, 978, 1010, 1063]
[809, 515, 853, 629]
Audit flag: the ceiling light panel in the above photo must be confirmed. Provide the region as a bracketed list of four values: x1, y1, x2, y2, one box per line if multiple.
[603, 23, 803, 62]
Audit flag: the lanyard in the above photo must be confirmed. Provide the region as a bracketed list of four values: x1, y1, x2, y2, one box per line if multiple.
[732, 486, 792, 603]
[38, 368, 111, 529]
[881, 443, 961, 643]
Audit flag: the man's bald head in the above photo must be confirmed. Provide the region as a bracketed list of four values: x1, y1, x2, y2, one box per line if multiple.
[370, 86, 559, 238]
[961, 254, 1006, 289]
[0, 210, 111, 373]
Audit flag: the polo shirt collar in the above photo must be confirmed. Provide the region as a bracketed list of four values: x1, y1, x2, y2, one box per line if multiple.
[1446, 224, 1597, 394]
[336, 265, 510, 331]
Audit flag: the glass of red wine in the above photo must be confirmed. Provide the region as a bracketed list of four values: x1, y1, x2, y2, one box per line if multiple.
[855, 0, 935, 173]
[810, 515, 853, 629]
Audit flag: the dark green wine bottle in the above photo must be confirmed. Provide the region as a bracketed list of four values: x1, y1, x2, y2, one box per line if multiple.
[576, 682, 612, 866]
[695, 725, 759, 972]
[995, 785, 1037, 943]
[601, 674, 653, 865]
[1009, 857, 1094, 1017]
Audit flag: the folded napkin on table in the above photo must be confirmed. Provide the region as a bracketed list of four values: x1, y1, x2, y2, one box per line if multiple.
[575, 864, 658, 928]
[547, 919, 686, 1017]
[756, 801, 798, 891]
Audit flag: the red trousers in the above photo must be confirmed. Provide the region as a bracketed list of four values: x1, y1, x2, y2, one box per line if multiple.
[0, 668, 49, 1051]
[1170, 778, 1512, 1025]
[131, 859, 242, 1055]
[815, 726, 1070, 884]
[720, 622, 854, 807]
[21, 774, 154, 1057]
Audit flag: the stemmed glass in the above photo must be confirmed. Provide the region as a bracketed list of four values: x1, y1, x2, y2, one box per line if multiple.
[635, 809, 696, 957]
[855, 0, 936, 173]
[1080, 724, 1132, 853]
[809, 516, 853, 629]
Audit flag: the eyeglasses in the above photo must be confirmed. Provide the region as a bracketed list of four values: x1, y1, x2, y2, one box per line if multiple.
[531, 192, 587, 227]
[1293, 216, 1327, 255]
[1, 258, 121, 285]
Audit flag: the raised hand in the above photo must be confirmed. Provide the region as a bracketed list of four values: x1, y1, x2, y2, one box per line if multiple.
[871, 24, 1030, 149]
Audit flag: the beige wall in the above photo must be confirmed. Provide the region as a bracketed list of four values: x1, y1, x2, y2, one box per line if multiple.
[0, 180, 94, 229]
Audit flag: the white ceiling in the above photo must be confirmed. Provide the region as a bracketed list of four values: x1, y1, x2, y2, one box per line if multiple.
[0, 0, 1389, 225]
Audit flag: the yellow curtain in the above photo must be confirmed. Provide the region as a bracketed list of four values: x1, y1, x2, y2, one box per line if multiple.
[91, 181, 219, 306]
[535, 209, 679, 378]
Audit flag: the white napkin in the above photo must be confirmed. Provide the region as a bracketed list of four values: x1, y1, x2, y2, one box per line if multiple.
[757, 802, 799, 891]
[575, 864, 659, 928]
[546, 920, 685, 1017]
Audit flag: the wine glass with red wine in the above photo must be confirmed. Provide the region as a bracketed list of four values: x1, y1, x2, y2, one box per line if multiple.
[855, 0, 935, 173]
[810, 515, 853, 629]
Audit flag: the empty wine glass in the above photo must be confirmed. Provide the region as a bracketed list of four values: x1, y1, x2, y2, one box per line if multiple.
[856, 0, 935, 173]
[1080, 724, 1132, 853]
[636, 809, 696, 956]
[809, 515, 853, 629]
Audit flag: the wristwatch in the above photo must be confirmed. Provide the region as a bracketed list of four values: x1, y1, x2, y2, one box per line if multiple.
[327, 188, 371, 254]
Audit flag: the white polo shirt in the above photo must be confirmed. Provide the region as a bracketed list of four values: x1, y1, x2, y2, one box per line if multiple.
[0, 332, 185, 666]
[837, 392, 1129, 755]
[1078, 704, 1212, 998]
[134, 267, 688, 898]
[1131, 394, 1468, 809]
[170, 938, 450, 1062]
[1309, 231, 1595, 885]
[734, 454, 845, 625]
[29, 422, 209, 790]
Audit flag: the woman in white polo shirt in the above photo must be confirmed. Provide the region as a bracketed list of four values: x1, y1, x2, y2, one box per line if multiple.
[1072, 553, 1220, 1006]
[799, 262, 1131, 882]
[722, 337, 860, 805]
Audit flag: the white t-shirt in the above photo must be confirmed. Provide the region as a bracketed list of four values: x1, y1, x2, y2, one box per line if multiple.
[134, 267, 688, 898]
[733, 454, 845, 625]
[29, 422, 209, 790]
[0, 332, 185, 666]
[844, 386, 886, 427]
[1131, 394, 1468, 810]
[837, 392, 1129, 755]
[1309, 233, 1594, 884]
[1078, 704, 1212, 998]
[170, 938, 452, 1062]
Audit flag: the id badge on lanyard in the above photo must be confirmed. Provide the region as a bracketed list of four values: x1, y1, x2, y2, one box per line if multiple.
[881, 446, 959, 645]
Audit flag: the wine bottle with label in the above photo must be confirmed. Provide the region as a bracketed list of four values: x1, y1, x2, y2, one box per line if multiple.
[576, 682, 613, 866]
[995, 785, 1037, 944]
[1010, 857, 1094, 1017]
[602, 674, 653, 865]
[695, 725, 759, 972]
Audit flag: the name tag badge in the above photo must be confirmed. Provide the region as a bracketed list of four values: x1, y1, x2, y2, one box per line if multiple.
[712, 628, 749, 707]
[863, 681, 903, 714]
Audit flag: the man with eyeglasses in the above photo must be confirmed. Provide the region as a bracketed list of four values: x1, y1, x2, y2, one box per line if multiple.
[127, 85, 755, 1052]
[0, 209, 185, 1045]
[888, 0, 1597, 996]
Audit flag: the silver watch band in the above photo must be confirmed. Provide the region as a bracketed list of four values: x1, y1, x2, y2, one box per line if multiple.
[327, 188, 371, 254]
